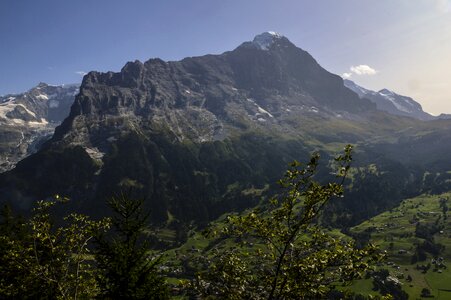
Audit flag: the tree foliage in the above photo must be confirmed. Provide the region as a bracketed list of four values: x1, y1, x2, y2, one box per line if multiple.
[0, 197, 110, 299]
[94, 194, 169, 299]
[191, 145, 385, 299]
[0, 195, 169, 299]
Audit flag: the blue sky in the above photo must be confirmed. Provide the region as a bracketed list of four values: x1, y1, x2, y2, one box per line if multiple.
[1, 0, 450, 114]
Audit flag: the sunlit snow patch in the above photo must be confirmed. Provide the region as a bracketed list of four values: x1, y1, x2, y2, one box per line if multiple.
[36, 94, 49, 100]
[252, 31, 284, 50]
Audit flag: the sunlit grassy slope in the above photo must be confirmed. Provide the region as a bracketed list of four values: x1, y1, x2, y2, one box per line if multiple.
[157, 192, 451, 298]
[350, 192, 451, 299]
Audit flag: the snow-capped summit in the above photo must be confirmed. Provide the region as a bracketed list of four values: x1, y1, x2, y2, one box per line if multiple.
[344, 79, 435, 121]
[342, 79, 373, 98]
[0, 83, 79, 124]
[376, 89, 421, 114]
[252, 31, 284, 50]
[0, 83, 79, 172]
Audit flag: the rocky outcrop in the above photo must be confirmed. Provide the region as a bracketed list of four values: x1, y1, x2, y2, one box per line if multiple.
[0, 83, 78, 171]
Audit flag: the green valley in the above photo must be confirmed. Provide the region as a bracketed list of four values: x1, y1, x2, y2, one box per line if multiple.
[349, 193, 451, 299]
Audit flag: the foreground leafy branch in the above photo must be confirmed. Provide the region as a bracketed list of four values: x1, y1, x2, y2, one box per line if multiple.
[0, 197, 110, 299]
[193, 145, 385, 299]
[0, 195, 169, 299]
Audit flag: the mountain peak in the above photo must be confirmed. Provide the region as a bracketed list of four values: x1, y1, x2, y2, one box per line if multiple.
[36, 82, 49, 89]
[378, 88, 394, 96]
[343, 79, 373, 98]
[344, 80, 435, 121]
[252, 31, 285, 50]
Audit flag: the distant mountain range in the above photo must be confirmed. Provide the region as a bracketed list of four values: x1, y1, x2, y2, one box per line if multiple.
[1, 32, 451, 228]
[344, 79, 433, 120]
[0, 83, 78, 172]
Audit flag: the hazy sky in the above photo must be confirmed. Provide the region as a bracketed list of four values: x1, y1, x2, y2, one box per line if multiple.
[1, 0, 450, 115]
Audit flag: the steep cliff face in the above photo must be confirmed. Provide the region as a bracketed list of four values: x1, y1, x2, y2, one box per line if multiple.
[51, 33, 375, 150]
[2, 33, 449, 225]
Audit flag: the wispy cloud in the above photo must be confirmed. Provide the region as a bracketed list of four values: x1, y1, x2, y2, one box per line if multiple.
[75, 71, 87, 76]
[342, 65, 378, 79]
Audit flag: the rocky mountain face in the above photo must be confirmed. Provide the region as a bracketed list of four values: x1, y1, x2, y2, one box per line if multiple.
[1, 33, 451, 227]
[0, 83, 78, 172]
[51, 33, 374, 148]
[344, 79, 435, 121]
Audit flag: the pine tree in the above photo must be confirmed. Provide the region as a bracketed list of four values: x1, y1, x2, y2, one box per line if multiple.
[94, 195, 169, 299]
